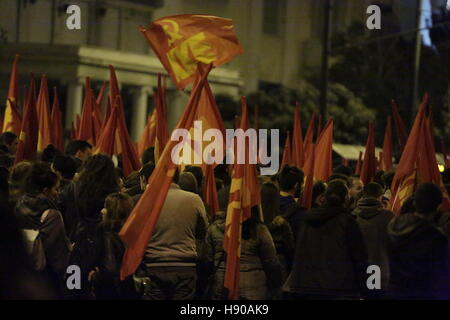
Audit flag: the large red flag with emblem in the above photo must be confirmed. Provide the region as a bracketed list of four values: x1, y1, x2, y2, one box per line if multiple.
[119, 65, 212, 280]
[15, 75, 38, 163]
[51, 87, 64, 151]
[314, 119, 333, 181]
[3, 54, 21, 135]
[360, 122, 377, 184]
[223, 96, 261, 300]
[36, 75, 53, 151]
[140, 14, 243, 89]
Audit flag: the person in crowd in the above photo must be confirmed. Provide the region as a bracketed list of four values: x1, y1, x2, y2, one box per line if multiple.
[353, 182, 394, 294]
[185, 165, 204, 195]
[261, 182, 294, 289]
[387, 183, 450, 299]
[312, 181, 327, 208]
[90, 192, 137, 299]
[278, 165, 306, 239]
[137, 168, 208, 300]
[284, 180, 368, 299]
[202, 199, 282, 300]
[9, 161, 33, 208]
[0, 131, 18, 156]
[14, 162, 71, 297]
[381, 171, 395, 200]
[40, 144, 62, 163]
[123, 161, 155, 198]
[141, 146, 155, 166]
[64, 140, 92, 167]
[332, 164, 352, 177]
[348, 176, 364, 210]
[51, 155, 77, 190]
[179, 171, 199, 194]
[328, 173, 351, 188]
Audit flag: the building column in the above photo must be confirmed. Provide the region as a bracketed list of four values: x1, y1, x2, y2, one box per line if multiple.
[65, 78, 83, 130]
[131, 86, 151, 141]
[166, 89, 189, 132]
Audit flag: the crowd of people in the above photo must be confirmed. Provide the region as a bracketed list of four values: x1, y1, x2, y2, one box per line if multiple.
[1, 130, 450, 300]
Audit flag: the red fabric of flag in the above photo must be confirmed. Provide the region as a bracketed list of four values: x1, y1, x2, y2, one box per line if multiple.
[314, 119, 333, 181]
[360, 122, 377, 184]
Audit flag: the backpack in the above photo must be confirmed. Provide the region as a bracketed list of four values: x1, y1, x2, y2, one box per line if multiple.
[22, 210, 50, 271]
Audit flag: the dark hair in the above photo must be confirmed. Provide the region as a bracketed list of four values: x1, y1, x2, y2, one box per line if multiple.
[400, 196, 415, 215]
[139, 161, 155, 181]
[261, 182, 280, 224]
[24, 162, 59, 195]
[363, 182, 384, 198]
[76, 155, 119, 209]
[278, 165, 304, 192]
[142, 147, 155, 166]
[312, 180, 327, 204]
[214, 163, 231, 187]
[324, 180, 348, 207]
[218, 185, 230, 212]
[0, 132, 17, 146]
[374, 170, 385, 186]
[0, 154, 13, 169]
[333, 165, 352, 177]
[328, 173, 351, 188]
[442, 169, 450, 185]
[102, 192, 133, 232]
[414, 183, 443, 214]
[242, 206, 262, 240]
[0, 166, 9, 202]
[172, 167, 180, 184]
[185, 165, 204, 188]
[40, 144, 62, 163]
[52, 155, 77, 180]
[178, 172, 198, 194]
[65, 140, 92, 157]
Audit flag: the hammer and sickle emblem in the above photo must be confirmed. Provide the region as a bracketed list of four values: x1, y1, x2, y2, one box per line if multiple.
[160, 19, 183, 47]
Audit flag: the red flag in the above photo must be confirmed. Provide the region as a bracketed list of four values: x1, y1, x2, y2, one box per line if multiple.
[77, 77, 96, 145]
[360, 122, 377, 184]
[223, 96, 261, 300]
[96, 81, 107, 119]
[3, 54, 21, 135]
[108, 65, 140, 176]
[140, 14, 243, 89]
[51, 87, 64, 151]
[355, 151, 363, 176]
[292, 104, 304, 169]
[15, 75, 38, 163]
[316, 114, 323, 142]
[95, 98, 120, 157]
[303, 113, 316, 162]
[381, 116, 393, 171]
[119, 65, 212, 280]
[314, 119, 333, 181]
[203, 162, 220, 216]
[93, 81, 106, 143]
[137, 110, 157, 159]
[391, 100, 408, 152]
[154, 74, 170, 163]
[281, 131, 292, 168]
[301, 143, 316, 208]
[36, 75, 53, 151]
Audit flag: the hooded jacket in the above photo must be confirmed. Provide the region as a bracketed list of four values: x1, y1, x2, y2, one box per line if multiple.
[387, 214, 450, 299]
[280, 194, 307, 240]
[284, 205, 368, 298]
[15, 194, 71, 277]
[353, 197, 393, 290]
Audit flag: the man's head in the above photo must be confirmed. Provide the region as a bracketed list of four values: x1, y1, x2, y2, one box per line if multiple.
[0, 132, 18, 155]
[52, 155, 78, 181]
[324, 179, 349, 207]
[414, 183, 443, 215]
[278, 165, 304, 194]
[65, 140, 92, 162]
[349, 177, 364, 198]
[362, 182, 384, 200]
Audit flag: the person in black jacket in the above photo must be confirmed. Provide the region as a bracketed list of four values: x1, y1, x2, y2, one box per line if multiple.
[284, 180, 369, 299]
[278, 165, 306, 239]
[387, 183, 450, 299]
[353, 182, 393, 294]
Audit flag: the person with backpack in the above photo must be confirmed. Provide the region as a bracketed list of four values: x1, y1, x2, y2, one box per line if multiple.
[15, 162, 71, 297]
[90, 193, 137, 299]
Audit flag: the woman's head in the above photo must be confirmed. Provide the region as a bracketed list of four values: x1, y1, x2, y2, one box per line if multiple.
[24, 162, 60, 198]
[324, 180, 348, 207]
[261, 182, 280, 224]
[102, 192, 133, 232]
[77, 154, 119, 196]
